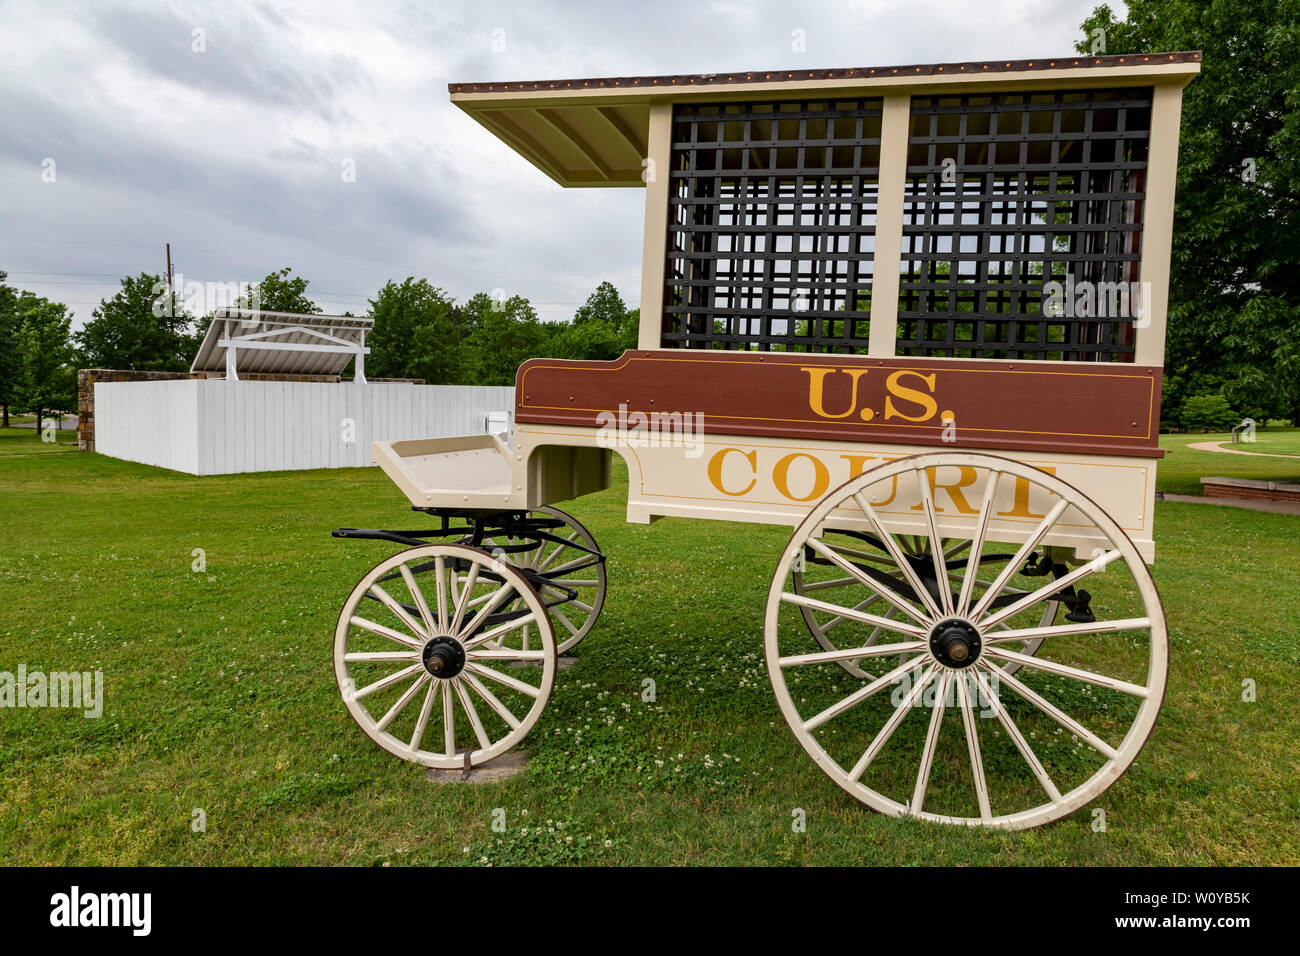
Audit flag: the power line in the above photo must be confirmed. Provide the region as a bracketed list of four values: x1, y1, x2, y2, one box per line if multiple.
[0, 234, 639, 281]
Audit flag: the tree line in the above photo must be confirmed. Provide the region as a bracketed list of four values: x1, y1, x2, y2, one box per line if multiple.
[0, 267, 638, 426]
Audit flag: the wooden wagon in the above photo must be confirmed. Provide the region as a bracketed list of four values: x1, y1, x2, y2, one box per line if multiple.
[333, 52, 1201, 829]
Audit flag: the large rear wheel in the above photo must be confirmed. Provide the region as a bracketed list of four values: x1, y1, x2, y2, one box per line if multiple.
[765, 453, 1167, 829]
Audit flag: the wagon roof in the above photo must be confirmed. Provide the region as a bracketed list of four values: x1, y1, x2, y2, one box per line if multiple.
[449, 51, 1201, 187]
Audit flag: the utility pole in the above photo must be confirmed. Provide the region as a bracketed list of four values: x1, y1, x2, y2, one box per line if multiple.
[165, 242, 173, 298]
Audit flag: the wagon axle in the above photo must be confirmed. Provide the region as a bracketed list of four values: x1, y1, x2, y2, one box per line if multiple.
[929, 619, 983, 669]
[422, 636, 466, 679]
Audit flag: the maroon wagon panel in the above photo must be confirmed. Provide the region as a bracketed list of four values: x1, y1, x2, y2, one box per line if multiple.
[516, 350, 1162, 458]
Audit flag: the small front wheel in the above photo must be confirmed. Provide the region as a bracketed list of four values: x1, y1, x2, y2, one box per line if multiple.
[334, 543, 557, 769]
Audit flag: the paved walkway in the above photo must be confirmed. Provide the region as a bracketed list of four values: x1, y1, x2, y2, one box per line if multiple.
[1186, 440, 1300, 459]
[1161, 493, 1300, 515]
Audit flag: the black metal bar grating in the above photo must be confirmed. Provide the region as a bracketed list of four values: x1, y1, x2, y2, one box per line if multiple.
[897, 87, 1151, 361]
[664, 98, 883, 351]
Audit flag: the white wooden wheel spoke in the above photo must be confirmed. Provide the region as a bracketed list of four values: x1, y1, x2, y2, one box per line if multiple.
[910, 670, 952, 816]
[805, 537, 931, 627]
[409, 680, 438, 752]
[914, 469, 953, 616]
[453, 679, 493, 752]
[803, 656, 927, 732]
[449, 564, 481, 635]
[369, 582, 429, 640]
[765, 452, 1168, 829]
[823, 596, 883, 635]
[958, 472, 999, 616]
[983, 616, 1151, 645]
[799, 575, 858, 592]
[336, 543, 556, 771]
[447, 563, 461, 620]
[848, 665, 937, 782]
[820, 544, 898, 567]
[971, 668, 1063, 803]
[465, 661, 542, 698]
[550, 603, 582, 637]
[343, 650, 420, 663]
[354, 662, 425, 701]
[462, 611, 537, 650]
[955, 672, 993, 821]
[984, 646, 1150, 697]
[442, 681, 456, 758]
[399, 564, 437, 637]
[543, 581, 599, 595]
[468, 647, 548, 661]
[457, 582, 517, 640]
[376, 673, 430, 732]
[348, 615, 422, 649]
[461, 672, 522, 731]
[980, 549, 1122, 630]
[535, 531, 581, 573]
[980, 660, 1119, 760]
[542, 556, 592, 577]
[852, 491, 945, 620]
[805, 590, 882, 634]
[780, 591, 927, 638]
[943, 538, 973, 561]
[779, 640, 927, 668]
[969, 498, 1070, 622]
[433, 556, 449, 632]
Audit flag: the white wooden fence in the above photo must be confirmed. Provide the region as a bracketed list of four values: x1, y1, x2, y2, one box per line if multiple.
[93, 379, 516, 475]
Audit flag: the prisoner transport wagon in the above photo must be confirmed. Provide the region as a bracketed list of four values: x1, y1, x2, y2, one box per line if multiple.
[332, 52, 1200, 829]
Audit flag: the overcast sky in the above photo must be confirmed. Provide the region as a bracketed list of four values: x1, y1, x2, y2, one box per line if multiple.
[0, 0, 1113, 328]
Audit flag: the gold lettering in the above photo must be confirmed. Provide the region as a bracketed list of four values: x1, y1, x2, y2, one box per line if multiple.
[801, 367, 870, 419]
[883, 370, 938, 422]
[707, 447, 758, 497]
[996, 467, 1059, 519]
[773, 452, 830, 502]
[910, 465, 980, 514]
[840, 454, 877, 480]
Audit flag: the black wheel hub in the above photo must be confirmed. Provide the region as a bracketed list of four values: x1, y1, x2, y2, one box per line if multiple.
[929, 619, 982, 669]
[422, 636, 466, 679]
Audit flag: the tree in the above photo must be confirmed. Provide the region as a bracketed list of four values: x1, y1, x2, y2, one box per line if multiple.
[1077, 1, 1300, 422]
[551, 282, 638, 360]
[461, 295, 553, 385]
[367, 278, 460, 382]
[75, 273, 193, 372]
[573, 281, 630, 329]
[15, 293, 75, 425]
[1180, 393, 1239, 431]
[187, 267, 321, 364]
[236, 267, 321, 315]
[0, 270, 22, 426]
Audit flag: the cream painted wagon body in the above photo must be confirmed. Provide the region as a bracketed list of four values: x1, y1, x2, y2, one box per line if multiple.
[334, 53, 1200, 829]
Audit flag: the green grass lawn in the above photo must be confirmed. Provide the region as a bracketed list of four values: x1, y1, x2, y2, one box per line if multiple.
[1157, 428, 1300, 495]
[0, 426, 1296, 865]
[0, 425, 79, 456]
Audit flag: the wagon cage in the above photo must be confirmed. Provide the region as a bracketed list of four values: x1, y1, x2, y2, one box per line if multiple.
[332, 52, 1200, 829]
